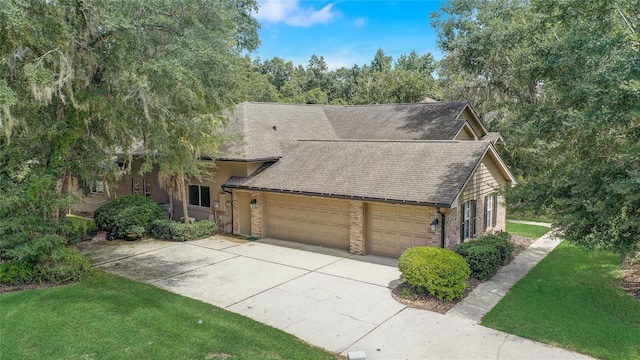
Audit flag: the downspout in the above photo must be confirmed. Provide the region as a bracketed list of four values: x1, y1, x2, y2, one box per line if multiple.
[222, 188, 233, 234]
[437, 207, 446, 248]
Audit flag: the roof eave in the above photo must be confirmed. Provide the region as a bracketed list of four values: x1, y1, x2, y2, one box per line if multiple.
[221, 184, 452, 208]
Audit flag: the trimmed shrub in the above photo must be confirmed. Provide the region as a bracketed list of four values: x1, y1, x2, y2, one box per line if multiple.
[455, 241, 501, 280]
[455, 232, 515, 280]
[94, 195, 164, 239]
[398, 246, 470, 302]
[482, 232, 515, 266]
[149, 219, 218, 241]
[57, 216, 98, 244]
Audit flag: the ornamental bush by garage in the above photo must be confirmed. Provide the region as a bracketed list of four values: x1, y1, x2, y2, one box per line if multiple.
[455, 232, 515, 280]
[398, 246, 470, 302]
[94, 195, 164, 239]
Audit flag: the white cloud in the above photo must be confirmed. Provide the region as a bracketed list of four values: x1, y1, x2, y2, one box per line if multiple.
[254, 0, 336, 27]
[354, 17, 366, 27]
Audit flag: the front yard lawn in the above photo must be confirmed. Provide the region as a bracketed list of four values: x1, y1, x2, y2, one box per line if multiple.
[482, 242, 640, 360]
[505, 221, 550, 239]
[0, 271, 340, 360]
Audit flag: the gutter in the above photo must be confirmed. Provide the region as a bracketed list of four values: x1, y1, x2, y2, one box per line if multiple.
[222, 185, 451, 209]
[437, 207, 446, 248]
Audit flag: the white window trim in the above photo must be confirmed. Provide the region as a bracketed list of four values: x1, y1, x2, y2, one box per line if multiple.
[188, 184, 211, 208]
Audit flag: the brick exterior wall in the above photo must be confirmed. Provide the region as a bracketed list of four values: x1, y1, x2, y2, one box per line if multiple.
[250, 192, 263, 238]
[349, 201, 365, 255]
[232, 190, 240, 234]
[443, 207, 459, 250]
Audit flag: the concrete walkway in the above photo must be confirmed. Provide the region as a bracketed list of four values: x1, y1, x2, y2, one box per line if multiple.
[447, 232, 561, 322]
[82, 234, 591, 360]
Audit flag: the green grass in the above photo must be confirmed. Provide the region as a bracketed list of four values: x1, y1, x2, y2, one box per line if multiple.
[482, 242, 640, 360]
[506, 221, 550, 238]
[0, 271, 340, 360]
[506, 210, 553, 223]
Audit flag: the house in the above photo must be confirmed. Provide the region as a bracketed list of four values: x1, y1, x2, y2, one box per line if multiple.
[73, 101, 515, 258]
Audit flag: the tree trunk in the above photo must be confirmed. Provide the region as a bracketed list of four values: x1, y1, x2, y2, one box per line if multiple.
[179, 177, 189, 224]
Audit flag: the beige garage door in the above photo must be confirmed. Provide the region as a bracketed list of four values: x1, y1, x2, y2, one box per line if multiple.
[266, 194, 350, 249]
[367, 203, 430, 257]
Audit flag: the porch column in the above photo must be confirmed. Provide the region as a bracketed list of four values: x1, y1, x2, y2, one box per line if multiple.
[250, 192, 263, 238]
[232, 190, 240, 234]
[349, 201, 365, 255]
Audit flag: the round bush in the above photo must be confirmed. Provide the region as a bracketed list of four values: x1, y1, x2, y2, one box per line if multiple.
[94, 195, 164, 239]
[398, 246, 470, 302]
[455, 241, 501, 280]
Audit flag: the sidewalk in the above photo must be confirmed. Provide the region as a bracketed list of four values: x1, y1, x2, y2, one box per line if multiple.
[446, 231, 561, 322]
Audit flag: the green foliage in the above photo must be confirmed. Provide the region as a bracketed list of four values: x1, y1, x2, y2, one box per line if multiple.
[149, 219, 218, 241]
[455, 242, 501, 280]
[482, 232, 515, 266]
[1, 234, 92, 285]
[0, 263, 33, 285]
[57, 216, 98, 244]
[433, 0, 640, 255]
[456, 232, 515, 280]
[251, 50, 440, 105]
[398, 246, 470, 301]
[94, 195, 164, 239]
[1, 0, 260, 230]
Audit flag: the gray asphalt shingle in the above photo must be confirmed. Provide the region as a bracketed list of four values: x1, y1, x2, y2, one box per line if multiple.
[220, 102, 469, 160]
[224, 140, 489, 206]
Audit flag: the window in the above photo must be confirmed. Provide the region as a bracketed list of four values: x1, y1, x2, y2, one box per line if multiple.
[461, 200, 476, 241]
[188, 185, 210, 208]
[131, 178, 140, 195]
[484, 194, 498, 231]
[91, 181, 104, 194]
[143, 179, 152, 198]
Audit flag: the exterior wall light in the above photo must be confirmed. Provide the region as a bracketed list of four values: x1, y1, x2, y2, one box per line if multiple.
[250, 198, 258, 209]
[430, 218, 439, 231]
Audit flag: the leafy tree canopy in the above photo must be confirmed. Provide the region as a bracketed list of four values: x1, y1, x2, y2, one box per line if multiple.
[433, 0, 640, 255]
[1, 0, 259, 220]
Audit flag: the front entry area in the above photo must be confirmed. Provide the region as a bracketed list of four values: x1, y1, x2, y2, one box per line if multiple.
[367, 203, 432, 257]
[265, 194, 350, 250]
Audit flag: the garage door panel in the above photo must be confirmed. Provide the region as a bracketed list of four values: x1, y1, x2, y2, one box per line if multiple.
[414, 222, 427, 233]
[383, 218, 397, 230]
[266, 194, 349, 249]
[399, 207, 412, 217]
[414, 208, 428, 218]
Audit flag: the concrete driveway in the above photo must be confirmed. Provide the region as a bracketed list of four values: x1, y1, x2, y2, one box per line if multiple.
[82, 236, 591, 360]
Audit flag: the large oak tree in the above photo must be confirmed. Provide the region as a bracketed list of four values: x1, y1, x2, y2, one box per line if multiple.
[1, 0, 259, 221]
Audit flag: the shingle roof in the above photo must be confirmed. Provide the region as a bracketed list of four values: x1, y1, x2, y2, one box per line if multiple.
[224, 140, 490, 206]
[324, 102, 468, 140]
[220, 102, 471, 160]
[219, 103, 338, 160]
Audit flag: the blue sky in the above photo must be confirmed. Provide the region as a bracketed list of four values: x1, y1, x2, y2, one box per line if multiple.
[252, 0, 444, 70]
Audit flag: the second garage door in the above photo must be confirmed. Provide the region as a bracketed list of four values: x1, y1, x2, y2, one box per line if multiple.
[266, 194, 350, 249]
[367, 203, 430, 257]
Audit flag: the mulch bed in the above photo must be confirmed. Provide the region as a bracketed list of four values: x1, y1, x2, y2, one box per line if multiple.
[620, 256, 640, 301]
[391, 235, 537, 313]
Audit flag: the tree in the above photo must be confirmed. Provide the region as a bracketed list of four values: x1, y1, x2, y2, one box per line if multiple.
[433, 0, 640, 255]
[1, 0, 259, 223]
